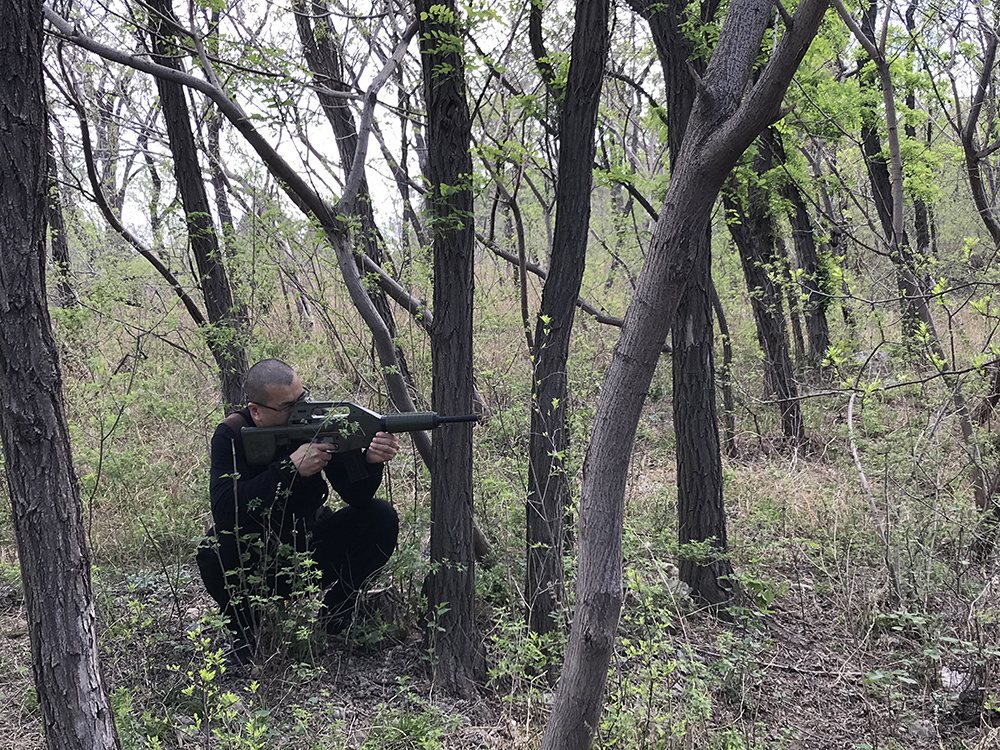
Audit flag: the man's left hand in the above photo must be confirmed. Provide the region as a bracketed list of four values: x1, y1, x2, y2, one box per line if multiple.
[366, 432, 400, 464]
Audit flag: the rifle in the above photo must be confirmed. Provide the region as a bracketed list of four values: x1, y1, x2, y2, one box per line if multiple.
[241, 401, 480, 468]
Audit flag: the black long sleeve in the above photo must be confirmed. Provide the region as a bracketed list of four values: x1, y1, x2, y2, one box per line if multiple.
[208, 409, 384, 538]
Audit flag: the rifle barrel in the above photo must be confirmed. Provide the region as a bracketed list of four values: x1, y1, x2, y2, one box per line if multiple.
[436, 414, 480, 424]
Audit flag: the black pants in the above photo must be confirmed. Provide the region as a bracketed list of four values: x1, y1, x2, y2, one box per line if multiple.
[196, 498, 399, 641]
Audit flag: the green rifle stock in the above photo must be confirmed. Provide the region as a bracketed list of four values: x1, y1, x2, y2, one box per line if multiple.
[241, 401, 479, 466]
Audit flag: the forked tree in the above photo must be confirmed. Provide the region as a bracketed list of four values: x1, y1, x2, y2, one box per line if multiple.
[541, 0, 830, 744]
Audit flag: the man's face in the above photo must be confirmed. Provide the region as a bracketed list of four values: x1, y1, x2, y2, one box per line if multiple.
[248, 373, 308, 427]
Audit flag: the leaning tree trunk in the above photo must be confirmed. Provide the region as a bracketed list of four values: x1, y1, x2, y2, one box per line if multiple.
[146, 0, 249, 410]
[416, 0, 484, 697]
[0, 3, 119, 747]
[629, 0, 733, 606]
[541, 0, 828, 744]
[526, 0, 610, 643]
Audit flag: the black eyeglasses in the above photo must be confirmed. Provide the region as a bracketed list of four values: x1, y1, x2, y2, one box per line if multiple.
[252, 386, 310, 414]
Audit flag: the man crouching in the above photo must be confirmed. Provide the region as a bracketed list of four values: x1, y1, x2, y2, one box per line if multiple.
[196, 359, 399, 665]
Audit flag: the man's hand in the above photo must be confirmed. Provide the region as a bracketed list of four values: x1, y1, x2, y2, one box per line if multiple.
[366, 432, 400, 464]
[290, 442, 333, 477]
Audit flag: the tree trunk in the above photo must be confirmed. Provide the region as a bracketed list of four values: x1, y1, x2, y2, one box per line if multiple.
[628, 0, 732, 608]
[781, 168, 830, 366]
[526, 0, 610, 643]
[146, 0, 249, 410]
[724, 131, 805, 443]
[416, 0, 484, 696]
[542, 0, 828, 743]
[674, 231, 734, 603]
[46, 123, 76, 308]
[0, 3, 119, 746]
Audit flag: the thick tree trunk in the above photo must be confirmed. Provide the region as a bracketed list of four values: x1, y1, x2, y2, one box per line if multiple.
[416, 0, 484, 696]
[526, 0, 610, 643]
[0, 4, 119, 747]
[674, 232, 734, 603]
[542, 0, 828, 743]
[146, 0, 249, 410]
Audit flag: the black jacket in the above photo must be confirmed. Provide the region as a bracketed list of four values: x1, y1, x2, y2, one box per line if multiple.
[207, 408, 384, 549]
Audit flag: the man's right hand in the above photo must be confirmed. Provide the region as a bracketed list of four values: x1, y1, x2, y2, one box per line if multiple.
[289, 442, 333, 477]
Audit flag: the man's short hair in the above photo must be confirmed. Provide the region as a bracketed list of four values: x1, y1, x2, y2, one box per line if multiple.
[245, 359, 295, 404]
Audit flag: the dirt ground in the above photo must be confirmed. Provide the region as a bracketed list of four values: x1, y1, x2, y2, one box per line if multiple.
[2, 566, 998, 750]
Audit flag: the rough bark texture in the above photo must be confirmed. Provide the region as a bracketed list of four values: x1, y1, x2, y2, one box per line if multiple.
[674, 233, 733, 603]
[542, 0, 828, 743]
[416, 0, 484, 696]
[0, 3, 119, 746]
[526, 0, 610, 641]
[146, 0, 249, 410]
[629, 0, 733, 606]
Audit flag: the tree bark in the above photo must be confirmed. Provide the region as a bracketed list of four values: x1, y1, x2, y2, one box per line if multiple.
[674, 231, 733, 603]
[724, 130, 805, 443]
[0, 3, 119, 746]
[542, 0, 828, 743]
[628, 0, 733, 605]
[416, 0, 484, 696]
[145, 0, 249, 410]
[526, 0, 610, 643]
[46, 123, 76, 308]
[781, 166, 830, 366]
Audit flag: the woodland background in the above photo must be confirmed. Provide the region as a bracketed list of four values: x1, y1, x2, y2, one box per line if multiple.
[3, 0, 1000, 747]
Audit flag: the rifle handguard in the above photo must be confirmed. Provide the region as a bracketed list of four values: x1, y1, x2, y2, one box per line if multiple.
[241, 401, 479, 466]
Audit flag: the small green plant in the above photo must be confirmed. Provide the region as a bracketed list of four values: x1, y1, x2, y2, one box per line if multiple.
[362, 682, 460, 750]
[164, 622, 277, 749]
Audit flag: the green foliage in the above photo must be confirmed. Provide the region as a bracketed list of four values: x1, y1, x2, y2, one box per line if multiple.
[362, 683, 460, 750]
